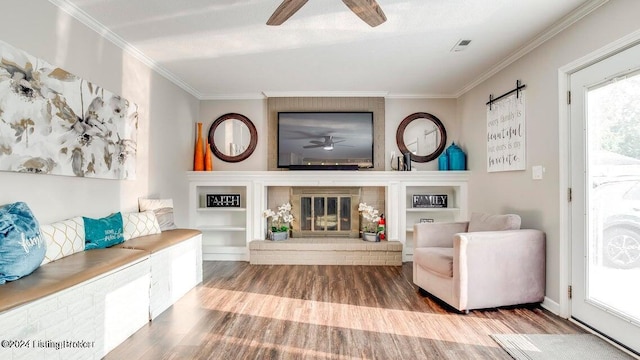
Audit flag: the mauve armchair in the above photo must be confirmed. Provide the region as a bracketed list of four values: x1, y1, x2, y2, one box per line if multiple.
[412, 213, 545, 312]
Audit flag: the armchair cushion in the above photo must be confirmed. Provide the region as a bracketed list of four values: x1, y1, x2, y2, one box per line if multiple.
[414, 247, 453, 277]
[414, 221, 468, 248]
[467, 213, 521, 232]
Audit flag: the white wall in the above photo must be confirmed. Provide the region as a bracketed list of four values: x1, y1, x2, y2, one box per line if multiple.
[385, 98, 458, 171]
[198, 99, 268, 171]
[456, 0, 640, 303]
[198, 98, 457, 172]
[0, 0, 199, 225]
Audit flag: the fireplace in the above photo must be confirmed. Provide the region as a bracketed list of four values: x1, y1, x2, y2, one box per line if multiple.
[290, 187, 361, 238]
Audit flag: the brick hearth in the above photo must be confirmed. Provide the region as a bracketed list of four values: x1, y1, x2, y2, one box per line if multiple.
[249, 238, 402, 265]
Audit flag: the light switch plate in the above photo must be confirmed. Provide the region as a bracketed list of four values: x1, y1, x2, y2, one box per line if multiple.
[532, 165, 544, 180]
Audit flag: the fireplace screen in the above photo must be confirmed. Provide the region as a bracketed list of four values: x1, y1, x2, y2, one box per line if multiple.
[292, 188, 360, 238]
[299, 196, 352, 232]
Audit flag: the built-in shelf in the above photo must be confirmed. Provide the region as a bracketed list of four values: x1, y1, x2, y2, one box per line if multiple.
[189, 181, 251, 261]
[197, 207, 247, 212]
[202, 245, 247, 252]
[406, 207, 460, 212]
[202, 245, 248, 261]
[188, 171, 469, 263]
[403, 183, 468, 261]
[198, 225, 246, 232]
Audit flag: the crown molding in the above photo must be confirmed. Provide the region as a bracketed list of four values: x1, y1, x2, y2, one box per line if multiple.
[198, 91, 458, 100]
[261, 91, 389, 98]
[199, 91, 459, 100]
[385, 93, 457, 99]
[48, 0, 202, 99]
[454, 0, 610, 97]
[49, 0, 609, 102]
[199, 93, 268, 101]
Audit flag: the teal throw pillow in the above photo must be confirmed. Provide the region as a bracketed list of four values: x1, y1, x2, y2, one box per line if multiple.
[0, 202, 46, 284]
[83, 212, 125, 250]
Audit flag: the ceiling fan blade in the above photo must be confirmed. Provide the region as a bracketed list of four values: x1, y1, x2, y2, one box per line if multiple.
[303, 144, 325, 149]
[267, 0, 309, 26]
[342, 0, 387, 27]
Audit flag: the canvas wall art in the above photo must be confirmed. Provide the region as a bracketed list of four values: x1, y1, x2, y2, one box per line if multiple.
[0, 40, 137, 180]
[486, 91, 526, 172]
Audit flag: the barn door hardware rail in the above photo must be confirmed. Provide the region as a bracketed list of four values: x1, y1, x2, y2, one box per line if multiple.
[486, 80, 527, 110]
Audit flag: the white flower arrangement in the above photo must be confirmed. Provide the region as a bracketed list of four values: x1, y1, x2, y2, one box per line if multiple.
[358, 202, 380, 233]
[263, 202, 294, 232]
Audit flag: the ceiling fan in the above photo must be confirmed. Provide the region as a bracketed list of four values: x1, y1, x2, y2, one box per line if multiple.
[303, 136, 349, 151]
[267, 0, 387, 27]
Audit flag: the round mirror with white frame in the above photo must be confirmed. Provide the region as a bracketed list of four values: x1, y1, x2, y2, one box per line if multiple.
[208, 113, 257, 163]
[396, 112, 447, 163]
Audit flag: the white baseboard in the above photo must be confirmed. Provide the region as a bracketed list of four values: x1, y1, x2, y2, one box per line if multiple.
[541, 296, 562, 316]
[203, 253, 248, 261]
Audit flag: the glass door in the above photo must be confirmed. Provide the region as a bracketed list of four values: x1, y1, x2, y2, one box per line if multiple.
[570, 43, 640, 354]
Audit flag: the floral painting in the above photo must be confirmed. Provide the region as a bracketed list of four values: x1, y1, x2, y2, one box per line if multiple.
[0, 40, 137, 180]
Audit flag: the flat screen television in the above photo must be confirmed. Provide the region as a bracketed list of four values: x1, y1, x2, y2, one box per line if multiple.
[277, 112, 374, 169]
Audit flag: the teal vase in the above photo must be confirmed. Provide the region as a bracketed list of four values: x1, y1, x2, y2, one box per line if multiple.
[446, 143, 466, 170]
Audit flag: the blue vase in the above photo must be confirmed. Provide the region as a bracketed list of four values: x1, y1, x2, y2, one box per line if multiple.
[445, 143, 466, 170]
[450, 150, 466, 170]
[438, 154, 449, 171]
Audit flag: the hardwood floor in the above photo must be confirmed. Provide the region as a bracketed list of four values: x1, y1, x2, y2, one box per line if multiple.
[106, 262, 584, 359]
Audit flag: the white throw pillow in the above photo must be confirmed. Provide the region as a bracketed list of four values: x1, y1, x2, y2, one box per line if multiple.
[138, 198, 177, 231]
[40, 217, 85, 265]
[467, 212, 521, 232]
[122, 211, 161, 240]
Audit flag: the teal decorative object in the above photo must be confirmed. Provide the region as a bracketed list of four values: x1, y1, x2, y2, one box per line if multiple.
[0, 202, 46, 284]
[83, 212, 125, 250]
[446, 142, 461, 155]
[446, 143, 467, 170]
[438, 154, 449, 170]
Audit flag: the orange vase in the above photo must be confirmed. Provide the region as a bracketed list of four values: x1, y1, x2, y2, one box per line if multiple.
[205, 141, 213, 171]
[193, 122, 204, 171]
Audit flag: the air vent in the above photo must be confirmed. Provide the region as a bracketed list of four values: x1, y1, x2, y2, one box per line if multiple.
[451, 39, 472, 52]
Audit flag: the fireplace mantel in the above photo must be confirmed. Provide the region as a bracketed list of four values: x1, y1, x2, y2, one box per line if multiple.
[187, 171, 470, 261]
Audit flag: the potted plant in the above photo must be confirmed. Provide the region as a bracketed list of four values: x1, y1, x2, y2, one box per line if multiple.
[263, 202, 294, 241]
[358, 202, 381, 242]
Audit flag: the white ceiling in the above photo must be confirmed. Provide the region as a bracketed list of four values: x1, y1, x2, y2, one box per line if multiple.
[52, 0, 600, 99]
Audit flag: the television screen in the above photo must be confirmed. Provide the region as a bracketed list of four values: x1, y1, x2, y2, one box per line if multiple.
[277, 112, 374, 169]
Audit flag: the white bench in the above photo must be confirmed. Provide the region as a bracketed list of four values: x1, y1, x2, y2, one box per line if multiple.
[0, 229, 202, 360]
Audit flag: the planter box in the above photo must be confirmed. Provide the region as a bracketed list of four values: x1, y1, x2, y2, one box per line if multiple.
[269, 231, 289, 241]
[362, 232, 379, 242]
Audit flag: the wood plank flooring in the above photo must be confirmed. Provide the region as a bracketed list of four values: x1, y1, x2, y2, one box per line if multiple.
[105, 262, 584, 359]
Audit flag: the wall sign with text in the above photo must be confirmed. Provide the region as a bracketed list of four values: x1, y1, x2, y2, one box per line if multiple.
[487, 91, 526, 172]
[206, 194, 241, 208]
[412, 194, 448, 208]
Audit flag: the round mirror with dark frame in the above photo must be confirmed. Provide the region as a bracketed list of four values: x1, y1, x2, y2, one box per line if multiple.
[208, 113, 258, 163]
[396, 112, 447, 163]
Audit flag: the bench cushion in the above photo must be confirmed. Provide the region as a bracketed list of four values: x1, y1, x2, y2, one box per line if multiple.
[0, 248, 147, 314]
[114, 229, 201, 253]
